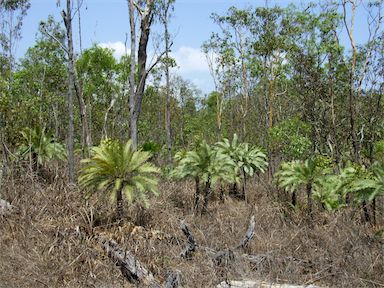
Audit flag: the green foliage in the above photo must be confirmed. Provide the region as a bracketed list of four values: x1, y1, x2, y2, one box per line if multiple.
[373, 140, 384, 162]
[312, 175, 344, 211]
[78, 139, 160, 207]
[274, 157, 331, 213]
[349, 162, 384, 203]
[171, 141, 238, 186]
[269, 117, 312, 160]
[16, 127, 66, 165]
[141, 141, 162, 153]
[275, 158, 326, 194]
[216, 134, 268, 178]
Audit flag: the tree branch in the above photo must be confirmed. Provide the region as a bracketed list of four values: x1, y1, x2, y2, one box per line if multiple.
[39, 22, 69, 55]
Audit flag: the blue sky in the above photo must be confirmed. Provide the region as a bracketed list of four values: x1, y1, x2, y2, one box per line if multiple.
[17, 0, 375, 94]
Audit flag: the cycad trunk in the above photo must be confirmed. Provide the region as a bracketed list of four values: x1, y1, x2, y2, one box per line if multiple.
[202, 176, 212, 214]
[219, 183, 225, 202]
[116, 188, 123, 221]
[362, 200, 370, 223]
[291, 191, 297, 207]
[194, 176, 200, 211]
[241, 168, 246, 201]
[306, 183, 313, 220]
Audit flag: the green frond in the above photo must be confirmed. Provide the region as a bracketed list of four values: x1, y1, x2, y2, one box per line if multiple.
[78, 139, 160, 210]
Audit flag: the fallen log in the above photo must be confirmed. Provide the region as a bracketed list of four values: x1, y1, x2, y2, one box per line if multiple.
[179, 220, 197, 259]
[98, 237, 161, 287]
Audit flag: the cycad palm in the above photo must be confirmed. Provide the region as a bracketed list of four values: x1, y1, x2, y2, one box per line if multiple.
[216, 134, 268, 199]
[17, 127, 66, 170]
[78, 139, 159, 220]
[349, 162, 384, 223]
[274, 158, 329, 219]
[172, 141, 237, 212]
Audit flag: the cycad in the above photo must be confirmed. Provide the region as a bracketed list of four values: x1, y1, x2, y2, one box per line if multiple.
[274, 158, 330, 219]
[216, 134, 268, 199]
[172, 141, 237, 212]
[17, 127, 66, 170]
[78, 139, 160, 220]
[349, 162, 384, 223]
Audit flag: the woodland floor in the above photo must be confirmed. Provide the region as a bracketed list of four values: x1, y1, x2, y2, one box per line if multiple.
[0, 165, 383, 288]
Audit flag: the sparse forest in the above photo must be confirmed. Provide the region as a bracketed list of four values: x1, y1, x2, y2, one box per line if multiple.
[1, 0, 384, 287]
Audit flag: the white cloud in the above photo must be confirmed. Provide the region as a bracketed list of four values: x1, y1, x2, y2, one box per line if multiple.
[171, 46, 211, 74]
[98, 41, 127, 59]
[96, 43, 215, 93]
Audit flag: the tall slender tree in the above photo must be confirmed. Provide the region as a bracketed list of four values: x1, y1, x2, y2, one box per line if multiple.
[61, 0, 91, 153]
[127, 0, 167, 149]
[159, 0, 175, 165]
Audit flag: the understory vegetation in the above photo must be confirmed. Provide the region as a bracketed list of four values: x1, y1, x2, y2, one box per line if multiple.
[1, 0, 384, 287]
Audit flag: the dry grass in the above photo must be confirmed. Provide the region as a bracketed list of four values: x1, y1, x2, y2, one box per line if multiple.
[0, 167, 383, 287]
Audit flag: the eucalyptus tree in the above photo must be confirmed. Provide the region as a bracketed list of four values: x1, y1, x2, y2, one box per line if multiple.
[0, 0, 30, 77]
[76, 45, 119, 141]
[127, 0, 169, 149]
[1, 17, 67, 147]
[159, 0, 175, 165]
[59, 0, 91, 154]
[79, 139, 160, 221]
[204, 7, 253, 139]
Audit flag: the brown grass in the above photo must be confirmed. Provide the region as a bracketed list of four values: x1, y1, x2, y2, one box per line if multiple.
[0, 167, 383, 287]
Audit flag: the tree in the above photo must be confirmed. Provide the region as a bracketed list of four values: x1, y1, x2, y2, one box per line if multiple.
[78, 139, 160, 221]
[2, 16, 67, 145]
[0, 0, 30, 177]
[159, 0, 175, 165]
[0, 0, 30, 76]
[60, 0, 91, 154]
[76, 45, 119, 141]
[128, 0, 167, 149]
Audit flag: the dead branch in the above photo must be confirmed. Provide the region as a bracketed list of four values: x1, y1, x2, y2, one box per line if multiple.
[179, 220, 197, 259]
[236, 215, 255, 250]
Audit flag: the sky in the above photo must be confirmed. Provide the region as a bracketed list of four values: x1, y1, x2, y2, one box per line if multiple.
[16, 0, 376, 94]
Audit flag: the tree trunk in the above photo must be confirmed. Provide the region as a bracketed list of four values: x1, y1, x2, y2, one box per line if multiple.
[62, 0, 91, 153]
[128, 0, 155, 149]
[128, 0, 137, 149]
[162, 1, 172, 165]
[62, 0, 75, 184]
[342, 0, 361, 164]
